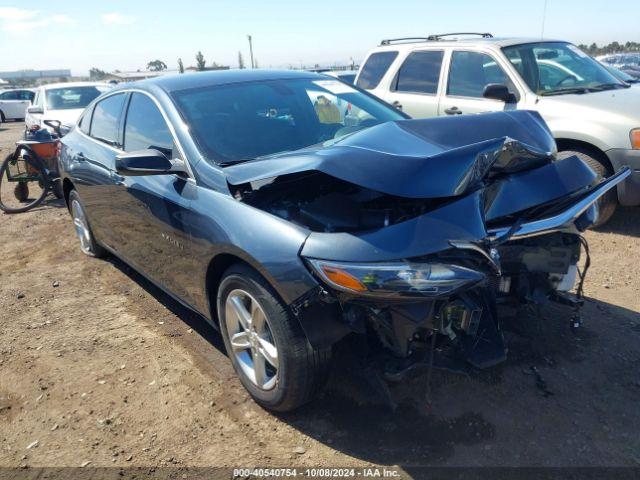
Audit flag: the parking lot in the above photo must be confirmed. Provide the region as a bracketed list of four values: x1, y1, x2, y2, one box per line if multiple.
[0, 119, 639, 469]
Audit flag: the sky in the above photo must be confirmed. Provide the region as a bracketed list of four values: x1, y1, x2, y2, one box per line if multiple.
[0, 0, 636, 76]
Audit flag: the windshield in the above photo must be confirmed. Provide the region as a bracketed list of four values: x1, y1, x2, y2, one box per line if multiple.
[46, 86, 107, 110]
[172, 77, 405, 163]
[603, 64, 638, 83]
[503, 42, 625, 95]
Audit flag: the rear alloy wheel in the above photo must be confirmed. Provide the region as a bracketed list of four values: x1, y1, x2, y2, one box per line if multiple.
[69, 190, 107, 258]
[217, 264, 331, 412]
[557, 148, 617, 227]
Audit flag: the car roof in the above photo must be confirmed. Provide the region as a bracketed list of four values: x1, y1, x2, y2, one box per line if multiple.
[124, 69, 325, 94]
[39, 81, 110, 90]
[372, 37, 567, 51]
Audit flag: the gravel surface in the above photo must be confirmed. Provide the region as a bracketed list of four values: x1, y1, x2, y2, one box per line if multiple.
[0, 121, 639, 469]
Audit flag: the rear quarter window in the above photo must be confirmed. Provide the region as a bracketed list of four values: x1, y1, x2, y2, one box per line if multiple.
[356, 51, 398, 89]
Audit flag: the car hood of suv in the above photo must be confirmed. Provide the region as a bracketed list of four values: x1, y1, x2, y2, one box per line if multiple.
[224, 110, 557, 199]
[537, 86, 640, 127]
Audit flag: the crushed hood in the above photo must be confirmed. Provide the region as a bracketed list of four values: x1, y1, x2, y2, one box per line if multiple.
[225, 110, 556, 199]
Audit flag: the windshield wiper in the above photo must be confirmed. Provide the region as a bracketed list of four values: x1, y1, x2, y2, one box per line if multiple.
[539, 87, 590, 96]
[590, 82, 630, 91]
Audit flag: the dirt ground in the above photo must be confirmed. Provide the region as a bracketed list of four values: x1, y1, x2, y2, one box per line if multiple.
[1, 121, 639, 470]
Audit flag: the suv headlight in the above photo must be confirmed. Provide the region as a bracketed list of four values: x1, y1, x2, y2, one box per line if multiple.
[307, 259, 485, 298]
[631, 129, 640, 149]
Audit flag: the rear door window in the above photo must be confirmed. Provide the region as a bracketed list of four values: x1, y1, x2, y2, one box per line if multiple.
[0, 91, 18, 100]
[356, 51, 398, 89]
[89, 93, 126, 146]
[393, 50, 444, 94]
[123, 93, 174, 158]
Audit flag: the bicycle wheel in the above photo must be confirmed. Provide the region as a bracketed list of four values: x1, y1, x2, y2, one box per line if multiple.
[0, 152, 49, 213]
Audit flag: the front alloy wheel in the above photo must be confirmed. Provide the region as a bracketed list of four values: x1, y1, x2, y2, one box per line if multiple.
[225, 289, 279, 390]
[217, 264, 331, 412]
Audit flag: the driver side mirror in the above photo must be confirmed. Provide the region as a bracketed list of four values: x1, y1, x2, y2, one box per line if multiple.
[115, 149, 188, 177]
[27, 106, 44, 115]
[483, 84, 517, 103]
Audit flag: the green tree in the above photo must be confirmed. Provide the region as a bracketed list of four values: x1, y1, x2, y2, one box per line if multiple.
[195, 51, 206, 71]
[89, 68, 107, 80]
[147, 60, 167, 71]
[178, 58, 184, 74]
[238, 51, 245, 69]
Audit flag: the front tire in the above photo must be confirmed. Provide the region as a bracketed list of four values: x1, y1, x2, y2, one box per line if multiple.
[557, 148, 617, 227]
[217, 264, 331, 412]
[68, 190, 107, 258]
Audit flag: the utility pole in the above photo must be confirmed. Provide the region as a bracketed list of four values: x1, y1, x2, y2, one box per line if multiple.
[247, 35, 255, 69]
[540, 0, 548, 39]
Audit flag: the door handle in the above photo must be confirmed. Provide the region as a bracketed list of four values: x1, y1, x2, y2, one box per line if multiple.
[392, 101, 403, 110]
[76, 152, 87, 162]
[444, 106, 463, 115]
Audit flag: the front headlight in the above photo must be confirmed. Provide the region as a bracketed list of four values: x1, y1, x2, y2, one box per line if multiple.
[307, 259, 485, 298]
[631, 129, 640, 149]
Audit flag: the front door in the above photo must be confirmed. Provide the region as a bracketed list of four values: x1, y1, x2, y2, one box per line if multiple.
[112, 92, 196, 303]
[438, 50, 520, 117]
[383, 49, 445, 118]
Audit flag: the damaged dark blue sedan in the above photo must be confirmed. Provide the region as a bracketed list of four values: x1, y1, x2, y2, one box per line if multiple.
[59, 70, 630, 411]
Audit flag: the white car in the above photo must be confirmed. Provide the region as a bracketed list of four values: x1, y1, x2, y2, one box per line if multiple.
[26, 82, 111, 133]
[0, 88, 34, 122]
[324, 70, 359, 84]
[356, 34, 640, 225]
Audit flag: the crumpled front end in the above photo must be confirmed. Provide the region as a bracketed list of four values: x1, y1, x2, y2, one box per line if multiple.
[226, 110, 630, 372]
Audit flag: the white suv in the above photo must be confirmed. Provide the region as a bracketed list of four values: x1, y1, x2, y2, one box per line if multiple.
[357, 34, 640, 225]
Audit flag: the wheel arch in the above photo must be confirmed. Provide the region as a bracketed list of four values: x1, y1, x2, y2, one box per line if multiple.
[205, 251, 289, 325]
[555, 138, 614, 174]
[62, 177, 74, 208]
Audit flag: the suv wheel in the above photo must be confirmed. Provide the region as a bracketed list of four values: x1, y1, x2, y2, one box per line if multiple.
[557, 149, 617, 227]
[217, 264, 331, 412]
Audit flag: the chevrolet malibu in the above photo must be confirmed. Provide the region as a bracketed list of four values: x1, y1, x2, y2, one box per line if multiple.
[59, 70, 629, 411]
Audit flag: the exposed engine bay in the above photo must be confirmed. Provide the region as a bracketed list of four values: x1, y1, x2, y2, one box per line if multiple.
[232, 171, 450, 233]
[224, 110, 629, 380]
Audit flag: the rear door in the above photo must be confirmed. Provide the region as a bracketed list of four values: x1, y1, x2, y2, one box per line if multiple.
[69, 92, 128, 248]
[382, 49, 445, 118]
[438, 49, 521, 116]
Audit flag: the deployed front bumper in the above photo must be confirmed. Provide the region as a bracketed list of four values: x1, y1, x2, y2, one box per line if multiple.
[607, 149, 640, 206]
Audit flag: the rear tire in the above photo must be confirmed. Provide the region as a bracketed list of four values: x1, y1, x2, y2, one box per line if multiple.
[217, 264, 331, 412]
[557, 148, 617, 227]
[68, 189, 107, 258]
[52, 179, 64, 199]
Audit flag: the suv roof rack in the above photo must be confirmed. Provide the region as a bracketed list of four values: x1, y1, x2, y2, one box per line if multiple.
[380, 32, 493, 45]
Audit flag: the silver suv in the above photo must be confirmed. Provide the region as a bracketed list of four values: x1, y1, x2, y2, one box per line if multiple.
[356, 33, 640, 225]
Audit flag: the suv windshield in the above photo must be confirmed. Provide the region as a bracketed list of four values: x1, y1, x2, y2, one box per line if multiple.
[503, 42, 626, 96]
[45, 86, 106, 110]
[172, 77, 405, 164]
